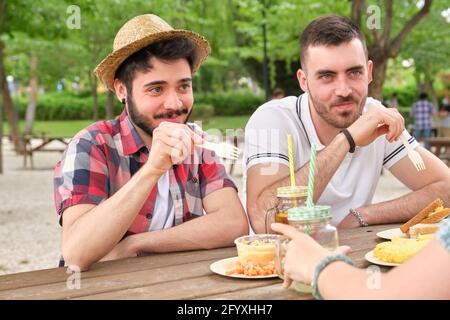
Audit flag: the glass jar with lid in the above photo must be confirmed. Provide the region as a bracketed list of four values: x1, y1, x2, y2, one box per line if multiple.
[264, 186, 308, 233]
[275, 205, 338, 293]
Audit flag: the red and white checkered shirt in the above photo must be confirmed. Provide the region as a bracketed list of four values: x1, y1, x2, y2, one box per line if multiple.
[54, 110, 237, 236]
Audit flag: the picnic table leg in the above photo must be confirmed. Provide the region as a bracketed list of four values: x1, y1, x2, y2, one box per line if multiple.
[23, 150, 27, 168]
[30, 151, 34, 169]
[23, 139, 29, 169]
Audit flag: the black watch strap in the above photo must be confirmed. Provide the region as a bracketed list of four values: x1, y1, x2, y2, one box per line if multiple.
[341, 128, 356, 153]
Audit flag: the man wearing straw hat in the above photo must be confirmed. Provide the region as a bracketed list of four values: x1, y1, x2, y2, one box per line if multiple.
[245, 15, 450, 233]
[53, 14, 248, 271]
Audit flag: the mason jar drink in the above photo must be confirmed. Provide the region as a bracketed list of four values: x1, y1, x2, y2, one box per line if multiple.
[265, 186, 308, 233]
[275, 205, 338, 293]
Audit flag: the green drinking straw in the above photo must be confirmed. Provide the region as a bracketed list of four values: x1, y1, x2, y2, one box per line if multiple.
[306, 143, 317, 208]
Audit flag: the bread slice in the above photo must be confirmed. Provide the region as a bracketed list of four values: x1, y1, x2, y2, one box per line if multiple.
[421, 208, 450, 224]
[400, 199, 444, 233]
[408, 223, 440, 238]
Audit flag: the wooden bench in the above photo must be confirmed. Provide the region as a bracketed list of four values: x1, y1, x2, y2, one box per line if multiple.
[22, 134, 69, 169]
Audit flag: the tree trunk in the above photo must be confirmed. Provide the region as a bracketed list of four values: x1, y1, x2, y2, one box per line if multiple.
[25, 52, 38, 134]
[351, 0, 365, 26]
[368, 58, 387, 100]
[105, 89, 114, 119]
[424, 67, 438, 109]
[351, 0, 432, 103]
[0, 41, 23, 153]
[414, 68, 421, 93]
[0, 90, 3, 174]
[89, 72, 98, 121]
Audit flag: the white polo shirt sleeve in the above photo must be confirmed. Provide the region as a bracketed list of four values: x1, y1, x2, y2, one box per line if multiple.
[244, 103, 293, 170]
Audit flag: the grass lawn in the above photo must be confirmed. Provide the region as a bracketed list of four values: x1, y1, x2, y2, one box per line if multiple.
[2, 116, 250, 137]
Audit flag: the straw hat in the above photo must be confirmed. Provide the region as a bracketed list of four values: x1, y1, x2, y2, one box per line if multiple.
[94, 14, 211, 91]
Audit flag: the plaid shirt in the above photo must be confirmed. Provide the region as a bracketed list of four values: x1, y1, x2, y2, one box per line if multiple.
[54, 110, 237, 236]
[410, 99, 434, 130]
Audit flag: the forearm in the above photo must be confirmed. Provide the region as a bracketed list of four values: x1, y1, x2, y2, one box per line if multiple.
[133, 209, 249, 253]
[360, 179, 450, 226]
[317, 261, 388, 299]
[296, 133, 349, 200]
[63, 166, 162, 269]
[318, 241, 450, 300]
[251, 133, 349, 233]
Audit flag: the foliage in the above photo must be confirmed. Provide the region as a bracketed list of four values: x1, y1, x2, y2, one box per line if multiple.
[11, 89, 263, 120]
[2, 0, 449, 107]
[383, 84, 419, 108]
[3, 115, 250, 137]
[13, 92, 123, 120]
[190, 103, 215, 121]
[196, 90, 264, 116]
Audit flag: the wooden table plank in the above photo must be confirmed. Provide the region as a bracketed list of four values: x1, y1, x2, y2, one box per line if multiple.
[0, 224, 400, 300]
[0, 257, 239, 300]
[194, 283, 312, 300]
[0, 247, 236, 292]
[75, 275, 286, 300]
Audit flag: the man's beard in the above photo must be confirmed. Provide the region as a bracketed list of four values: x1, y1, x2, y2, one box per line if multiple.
[309, 92, 365, 129]
[127, 96, 191, 137]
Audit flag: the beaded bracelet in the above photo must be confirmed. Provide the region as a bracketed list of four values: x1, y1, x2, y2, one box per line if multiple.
[349, 208, 369, 227]
[311, 253, 354, 300]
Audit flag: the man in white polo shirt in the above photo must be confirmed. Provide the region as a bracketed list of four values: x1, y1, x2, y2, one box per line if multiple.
[244, 15, 450, 233]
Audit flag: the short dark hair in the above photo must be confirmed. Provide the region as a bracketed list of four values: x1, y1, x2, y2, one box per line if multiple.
[115, 37, 197, 93]
[300, 15, 368, 69]
[272, 87, 285, 97]
[419, 92, 428, 100]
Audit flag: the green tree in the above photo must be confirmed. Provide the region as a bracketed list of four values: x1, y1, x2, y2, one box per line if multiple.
[351, 0, 433, 99]
[0, 0, 69, 155]
[230, 0, 349, 96]
[400, 0, 450, 107]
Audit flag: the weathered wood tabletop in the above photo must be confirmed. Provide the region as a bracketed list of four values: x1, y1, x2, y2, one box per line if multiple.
[0, 224, 399, 300]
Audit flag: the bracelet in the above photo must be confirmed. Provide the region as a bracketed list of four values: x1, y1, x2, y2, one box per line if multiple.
[349, 208, 369, 227]
[340, 128, 356, 153]
[311, 253, 354, 300]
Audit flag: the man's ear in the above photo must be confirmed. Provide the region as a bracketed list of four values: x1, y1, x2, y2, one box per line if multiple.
[367, 60, 373, 85]
[297, 68, 308, 92]
[113, 79, 127, 103]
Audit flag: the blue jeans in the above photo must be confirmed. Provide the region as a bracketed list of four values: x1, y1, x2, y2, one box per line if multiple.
[414, 129, 433, 149]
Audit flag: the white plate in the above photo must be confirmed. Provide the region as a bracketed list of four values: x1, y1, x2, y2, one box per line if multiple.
[376, 228, 406, 240]
[364, 250, 400, 267]
[209, 257, 278, 279]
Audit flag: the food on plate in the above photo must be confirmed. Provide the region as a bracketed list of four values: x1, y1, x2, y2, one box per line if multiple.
[229, 235, 280, 276]
[373, 235, 432, 264]
[400, 198, 449, 238]
[408, 223, 441, 238]
[225, 260, 276, 276]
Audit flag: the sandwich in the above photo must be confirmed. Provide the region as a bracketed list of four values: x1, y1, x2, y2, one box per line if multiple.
[400, 198, 450, 238]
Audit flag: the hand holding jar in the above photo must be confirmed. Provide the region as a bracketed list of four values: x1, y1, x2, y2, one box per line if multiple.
[272, 222, 351, 289]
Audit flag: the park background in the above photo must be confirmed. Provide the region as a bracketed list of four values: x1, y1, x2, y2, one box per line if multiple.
[0, 0, 449, 275]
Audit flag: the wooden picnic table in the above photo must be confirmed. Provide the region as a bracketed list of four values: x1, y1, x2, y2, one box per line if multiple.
[425, 137, 450, 165]
[0, 224, 399, 300]
[22, 134, 69, 169]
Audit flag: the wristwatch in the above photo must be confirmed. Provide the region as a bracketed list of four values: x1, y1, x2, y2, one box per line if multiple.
[349, 208, 368, 227]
